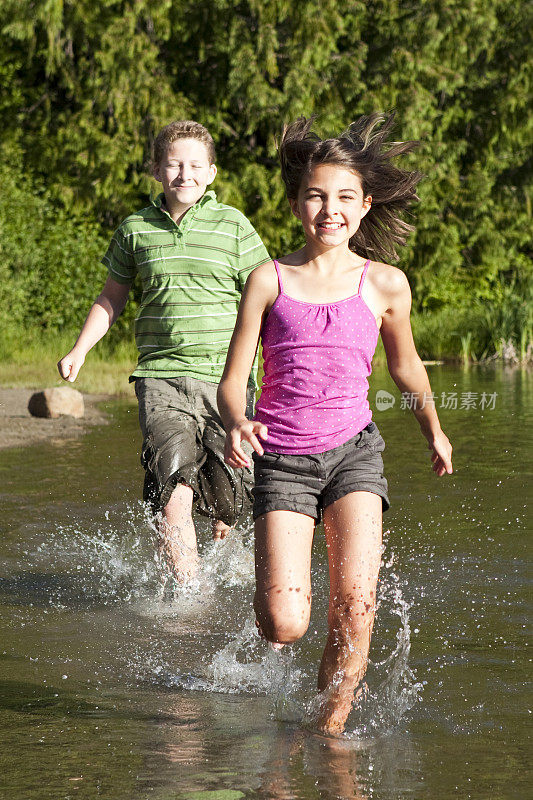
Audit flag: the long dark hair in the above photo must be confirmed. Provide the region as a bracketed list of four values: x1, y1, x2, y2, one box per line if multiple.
[279, 114, 422, 262]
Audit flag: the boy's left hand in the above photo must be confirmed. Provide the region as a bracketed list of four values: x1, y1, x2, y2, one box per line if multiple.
[428, 431, 453, 476]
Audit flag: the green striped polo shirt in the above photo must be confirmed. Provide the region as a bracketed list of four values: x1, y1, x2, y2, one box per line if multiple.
[102, 191, 270, 384]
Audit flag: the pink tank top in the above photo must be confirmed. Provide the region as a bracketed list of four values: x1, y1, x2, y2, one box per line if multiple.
[254, 259, 379, 454]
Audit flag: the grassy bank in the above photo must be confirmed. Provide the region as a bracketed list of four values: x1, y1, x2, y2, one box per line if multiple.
[0, 330, 137, 397]
[1, 306, 530, 398]
[412, 308, 532, 365]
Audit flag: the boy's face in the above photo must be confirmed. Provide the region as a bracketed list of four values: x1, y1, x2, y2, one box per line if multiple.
[153, 138, 217, 211]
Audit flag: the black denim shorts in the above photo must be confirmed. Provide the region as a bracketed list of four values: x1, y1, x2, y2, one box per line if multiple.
[252, 422, 389, 522]
[135, 376, 255, 525]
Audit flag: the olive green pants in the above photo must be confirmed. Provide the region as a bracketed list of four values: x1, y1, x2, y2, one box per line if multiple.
[135, 376, 254, 526]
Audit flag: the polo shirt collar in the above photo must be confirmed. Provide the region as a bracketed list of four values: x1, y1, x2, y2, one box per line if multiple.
[152, 191, 216, 229]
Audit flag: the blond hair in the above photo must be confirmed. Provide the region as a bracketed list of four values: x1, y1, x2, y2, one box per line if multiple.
[152, 120, 216, 166]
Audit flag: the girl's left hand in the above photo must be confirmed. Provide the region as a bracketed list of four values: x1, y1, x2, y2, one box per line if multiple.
[428, 431, 453, 476]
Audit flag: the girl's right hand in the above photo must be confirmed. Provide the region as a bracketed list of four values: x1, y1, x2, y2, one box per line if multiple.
[224, 420, 268, 469]
[57, 350, 85, 382]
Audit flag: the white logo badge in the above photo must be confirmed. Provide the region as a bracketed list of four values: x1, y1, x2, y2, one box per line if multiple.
[375, 390, 396, 411]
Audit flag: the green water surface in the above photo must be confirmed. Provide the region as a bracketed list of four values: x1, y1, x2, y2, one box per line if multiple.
[0, 365, 531, 800]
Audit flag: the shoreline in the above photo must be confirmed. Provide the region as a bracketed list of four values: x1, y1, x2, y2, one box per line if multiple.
[1, 358, 529, 452]
[0, 387, 112, 451]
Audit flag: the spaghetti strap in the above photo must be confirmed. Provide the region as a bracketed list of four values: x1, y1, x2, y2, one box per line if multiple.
[357, 259, 371, 295]
[273, 259, 284, 293]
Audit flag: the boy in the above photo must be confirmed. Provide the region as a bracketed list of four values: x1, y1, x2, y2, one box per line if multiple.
[58, 120, 270, 582]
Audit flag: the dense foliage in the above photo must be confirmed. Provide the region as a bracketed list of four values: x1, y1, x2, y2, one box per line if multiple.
[1, 0, 531, 360]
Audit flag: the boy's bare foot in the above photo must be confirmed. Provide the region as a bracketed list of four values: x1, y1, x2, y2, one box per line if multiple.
[158, 531, 200, 584]
[212, 519, 231, 540]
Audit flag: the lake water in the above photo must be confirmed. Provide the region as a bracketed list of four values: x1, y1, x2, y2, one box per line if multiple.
[1, 366, 531, 800]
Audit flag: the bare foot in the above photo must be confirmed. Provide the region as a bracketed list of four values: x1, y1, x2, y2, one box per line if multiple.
[158, 532, 199, 584]
[313, 682, 367, 736]
[255, 619, 285, 650]
[314, 701, 349, 736]
[212, 520, 231, 540]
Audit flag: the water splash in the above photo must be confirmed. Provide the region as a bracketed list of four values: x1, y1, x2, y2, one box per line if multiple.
[136, 520, 256, 618]
[195, 523, 255, 590]
[23, 503, 255, 609]
[207, 616, 302, 694]
[283, 548, 423, 739]
[370, 561, 423, 729]
[342, 550, 423, 738]
[144, 615, 302, 697]
[19, 502, 421, 737]
[138, 544, 421, 738]
[28, 502, 159, 604]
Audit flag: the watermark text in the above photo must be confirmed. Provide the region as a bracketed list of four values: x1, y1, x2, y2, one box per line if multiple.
[375, 390, 498, 411]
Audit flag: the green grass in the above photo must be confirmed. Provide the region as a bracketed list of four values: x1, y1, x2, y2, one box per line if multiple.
[1, 306, 530, 399]
[0, 329, 137, 396]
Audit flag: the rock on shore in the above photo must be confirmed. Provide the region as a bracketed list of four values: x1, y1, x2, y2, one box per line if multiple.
[28, 386, 85, 419]
[0, 387, 108, 450]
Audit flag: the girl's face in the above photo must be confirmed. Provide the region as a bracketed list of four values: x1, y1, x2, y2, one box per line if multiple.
[290, 163, 371, 249]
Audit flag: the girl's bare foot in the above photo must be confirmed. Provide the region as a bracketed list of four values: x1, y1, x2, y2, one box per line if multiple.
[313, 682, 367, 736]
[314, 699, 350, 736]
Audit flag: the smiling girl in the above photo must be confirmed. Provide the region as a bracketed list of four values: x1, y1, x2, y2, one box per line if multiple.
[217, 115, 452, 735]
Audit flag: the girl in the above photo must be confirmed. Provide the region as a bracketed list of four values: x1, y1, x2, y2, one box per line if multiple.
[217, 115, 453, 735]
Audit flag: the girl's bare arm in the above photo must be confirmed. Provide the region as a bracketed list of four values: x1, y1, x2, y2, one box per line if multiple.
[57, 277, 130, 382]
[218, 263, 277, 468]
[378, 268, 453, 476]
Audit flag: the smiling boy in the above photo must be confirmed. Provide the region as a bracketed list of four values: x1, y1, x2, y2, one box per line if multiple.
[58, 120, 270, 583]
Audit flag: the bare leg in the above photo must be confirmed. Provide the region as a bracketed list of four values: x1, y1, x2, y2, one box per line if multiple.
[159, 483, 199, 583]
[315, 491, 382, 735]
[254, 511, 315, 646]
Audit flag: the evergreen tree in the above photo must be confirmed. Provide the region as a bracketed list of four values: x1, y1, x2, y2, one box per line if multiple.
[1, 0, 530, 356]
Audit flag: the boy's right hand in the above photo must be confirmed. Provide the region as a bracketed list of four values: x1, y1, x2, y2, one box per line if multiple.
[224, 420, 268, 469]
[57, 350, 85, 382]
